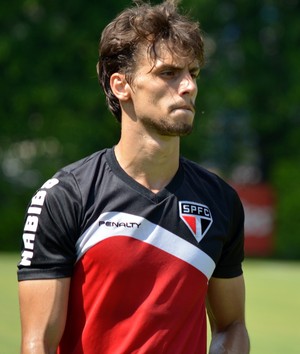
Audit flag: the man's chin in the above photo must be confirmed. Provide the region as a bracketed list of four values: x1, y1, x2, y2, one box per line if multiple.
[160, 123, 193, 137]
[141, 116, 193, 137]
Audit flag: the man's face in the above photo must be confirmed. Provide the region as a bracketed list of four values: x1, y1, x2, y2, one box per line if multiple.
[128, 45, 200, 137]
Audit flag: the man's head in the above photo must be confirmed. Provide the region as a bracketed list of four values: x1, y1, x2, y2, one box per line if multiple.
[97, 0, 204, 122]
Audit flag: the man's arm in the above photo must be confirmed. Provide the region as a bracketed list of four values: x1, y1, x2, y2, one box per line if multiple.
[206, 275, 250, 354]
[18, 277, 71, 354]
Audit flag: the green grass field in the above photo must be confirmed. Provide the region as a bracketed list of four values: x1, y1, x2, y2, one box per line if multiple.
[1, 253, 299, 353]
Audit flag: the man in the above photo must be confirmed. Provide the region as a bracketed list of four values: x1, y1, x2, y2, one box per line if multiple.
[18, 1, 250, 353]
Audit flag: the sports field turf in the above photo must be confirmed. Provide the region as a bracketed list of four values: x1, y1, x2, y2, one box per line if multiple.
[1, 253, 299, 353]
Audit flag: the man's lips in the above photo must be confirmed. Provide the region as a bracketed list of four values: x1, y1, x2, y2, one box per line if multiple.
[180, 105, 195, 112]
[171, 103, 195, 113]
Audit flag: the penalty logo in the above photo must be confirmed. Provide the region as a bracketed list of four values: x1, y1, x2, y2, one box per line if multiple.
[179, 201, 213, 242]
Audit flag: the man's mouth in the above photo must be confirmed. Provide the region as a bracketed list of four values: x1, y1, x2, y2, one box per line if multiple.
[180, 105, 194, 112]
[173, 103, 195, 113]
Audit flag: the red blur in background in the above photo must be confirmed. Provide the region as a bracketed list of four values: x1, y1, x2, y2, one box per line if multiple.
[233, 184, 276, 257]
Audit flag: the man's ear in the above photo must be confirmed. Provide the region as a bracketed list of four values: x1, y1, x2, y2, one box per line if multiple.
[110, 73, 131, 101]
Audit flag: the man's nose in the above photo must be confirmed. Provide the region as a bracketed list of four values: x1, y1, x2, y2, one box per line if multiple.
[179, 74, 197, 96]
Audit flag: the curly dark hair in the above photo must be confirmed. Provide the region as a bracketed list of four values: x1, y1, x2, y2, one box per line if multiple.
[97, 0, 204, 122]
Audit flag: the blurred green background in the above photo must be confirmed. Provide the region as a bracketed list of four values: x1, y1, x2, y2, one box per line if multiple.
[1, 0, 299, 257]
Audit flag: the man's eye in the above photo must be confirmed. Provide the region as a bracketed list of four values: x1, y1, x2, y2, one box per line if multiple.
[190, 71, 200, 80]
[160, 70, 176, 78]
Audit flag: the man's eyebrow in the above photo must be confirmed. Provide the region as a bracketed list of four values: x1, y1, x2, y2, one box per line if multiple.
[154, 63, 182, 70]
[154, 63, 200, 72]
[190, 65, 201, 73]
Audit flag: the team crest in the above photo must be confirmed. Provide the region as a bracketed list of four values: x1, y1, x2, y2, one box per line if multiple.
[179, 201, 213, 242]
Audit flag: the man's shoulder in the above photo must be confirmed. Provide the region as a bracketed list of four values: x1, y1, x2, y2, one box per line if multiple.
[38, 148, 111, 199]
[180, 156, 222, 183]
[58, 149, 108, 175]
[180, 157, 239, 198]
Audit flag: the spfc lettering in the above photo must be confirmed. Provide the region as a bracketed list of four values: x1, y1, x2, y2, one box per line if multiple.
[179, 201, 213, 242]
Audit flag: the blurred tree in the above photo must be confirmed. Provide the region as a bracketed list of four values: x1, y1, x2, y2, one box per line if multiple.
[184, 0, 299, 177]
[0, 0, 299, 256]
[0, 0, 125, 249]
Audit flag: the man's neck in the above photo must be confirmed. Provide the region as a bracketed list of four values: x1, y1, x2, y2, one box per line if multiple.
[114, 133, 180, 194]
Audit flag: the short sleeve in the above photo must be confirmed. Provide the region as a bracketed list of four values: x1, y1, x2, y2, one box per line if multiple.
[212, 189, 245, 278]
[17, 173, 83, 281]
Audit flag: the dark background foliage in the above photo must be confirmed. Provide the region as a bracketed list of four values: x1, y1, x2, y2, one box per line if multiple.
[1, 0, 299, 257]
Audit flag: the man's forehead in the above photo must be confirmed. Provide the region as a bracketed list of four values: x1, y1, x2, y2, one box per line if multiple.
[154, 55, 200, 69]
[139, 42, 200, 69]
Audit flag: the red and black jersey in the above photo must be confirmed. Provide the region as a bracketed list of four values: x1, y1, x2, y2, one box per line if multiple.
[18, 148, 245, 354]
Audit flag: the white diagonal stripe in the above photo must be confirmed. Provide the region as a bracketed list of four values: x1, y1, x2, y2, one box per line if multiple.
[76, 211, 215, 279]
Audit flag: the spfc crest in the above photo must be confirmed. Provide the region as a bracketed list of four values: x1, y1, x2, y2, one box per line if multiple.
[179, 201, 213, 242]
